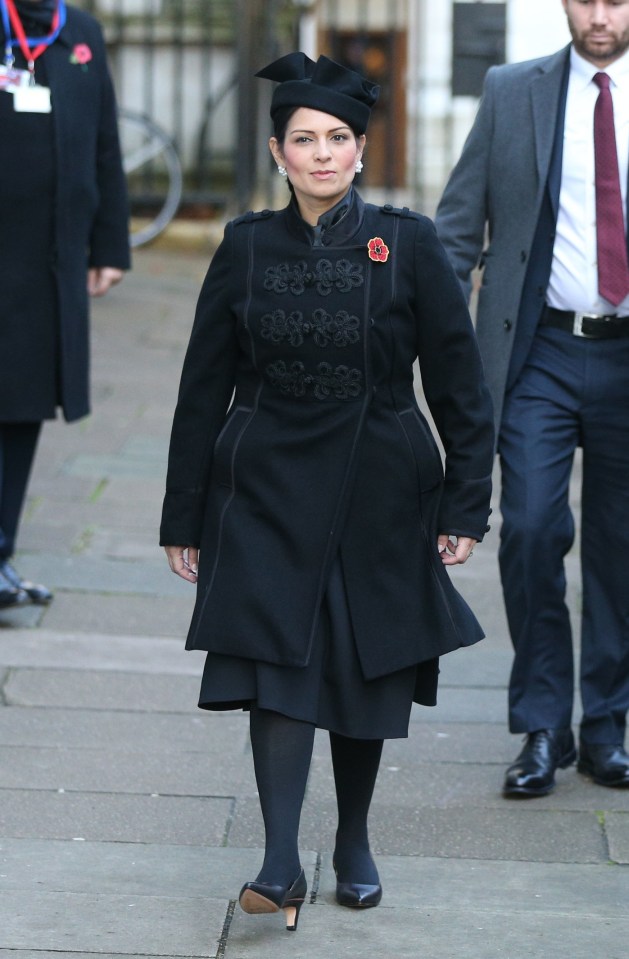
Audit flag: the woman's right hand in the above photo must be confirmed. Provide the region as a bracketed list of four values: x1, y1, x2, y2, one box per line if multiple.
[164, 545, 199, 583]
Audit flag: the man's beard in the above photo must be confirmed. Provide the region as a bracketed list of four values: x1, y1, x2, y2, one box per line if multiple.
[570, 26, 629, 64]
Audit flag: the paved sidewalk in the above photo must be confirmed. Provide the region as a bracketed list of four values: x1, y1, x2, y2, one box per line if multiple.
[1, 246, 628, 959]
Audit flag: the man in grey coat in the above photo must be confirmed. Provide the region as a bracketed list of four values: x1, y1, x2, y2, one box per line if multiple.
[436, 0, 629, 796]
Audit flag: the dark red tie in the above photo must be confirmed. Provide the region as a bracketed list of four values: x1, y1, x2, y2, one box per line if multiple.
[593, 72, 629, 307]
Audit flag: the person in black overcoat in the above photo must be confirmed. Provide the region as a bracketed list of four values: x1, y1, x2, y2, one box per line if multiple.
[160, 53, 495, 932]
[0, 0, 130, 608]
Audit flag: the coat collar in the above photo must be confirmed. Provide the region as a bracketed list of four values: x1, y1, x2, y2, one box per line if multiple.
[284, 187, 366, 246]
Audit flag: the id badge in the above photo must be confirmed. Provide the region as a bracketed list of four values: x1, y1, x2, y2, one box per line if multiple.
[0, 64, 31, 93]
[13, 83, 52, 113]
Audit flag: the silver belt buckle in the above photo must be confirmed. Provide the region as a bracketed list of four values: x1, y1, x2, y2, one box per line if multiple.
[573, 312, 599, 337]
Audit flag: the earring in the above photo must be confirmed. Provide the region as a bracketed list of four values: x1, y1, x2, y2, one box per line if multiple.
[277, 165, 287, 177]
[355, 159, 363, 173]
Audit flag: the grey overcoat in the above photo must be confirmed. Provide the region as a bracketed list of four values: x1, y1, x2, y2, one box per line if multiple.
[435, 46, 572, 431]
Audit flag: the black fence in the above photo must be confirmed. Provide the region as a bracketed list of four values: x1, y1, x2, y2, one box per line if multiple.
[74, 0, 412, 216]
[73, 0, 297, 214]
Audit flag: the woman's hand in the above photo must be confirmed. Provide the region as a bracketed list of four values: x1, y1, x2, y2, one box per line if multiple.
[164, 545, 199, 583]
[437, 534, 477, 566]
[87, 267, 124, 297]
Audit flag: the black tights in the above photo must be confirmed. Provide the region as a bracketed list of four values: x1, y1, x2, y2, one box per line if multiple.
[249, 705, 382, 886]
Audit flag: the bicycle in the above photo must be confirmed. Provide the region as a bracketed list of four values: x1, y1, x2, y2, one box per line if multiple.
[118, 108, 183, 248]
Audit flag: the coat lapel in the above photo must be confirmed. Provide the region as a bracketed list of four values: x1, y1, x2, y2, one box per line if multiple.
[529, 46, 571, 203]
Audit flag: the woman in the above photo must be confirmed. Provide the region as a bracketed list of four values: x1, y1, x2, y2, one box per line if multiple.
[0, 0, 129, 609]
[161, 52, 494, 933]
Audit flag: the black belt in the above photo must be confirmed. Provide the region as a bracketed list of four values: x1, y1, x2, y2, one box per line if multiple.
[541, 305, 629, 338]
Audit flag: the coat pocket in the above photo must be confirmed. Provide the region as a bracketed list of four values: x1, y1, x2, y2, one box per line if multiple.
[211, 405, 253, 489]
[396, 407, 444, 492]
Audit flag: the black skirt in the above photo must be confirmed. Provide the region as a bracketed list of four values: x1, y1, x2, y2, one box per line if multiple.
[198, 555, 439, 739]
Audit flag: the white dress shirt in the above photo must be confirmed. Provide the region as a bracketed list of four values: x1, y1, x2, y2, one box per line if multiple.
[547, 47, 629, 315]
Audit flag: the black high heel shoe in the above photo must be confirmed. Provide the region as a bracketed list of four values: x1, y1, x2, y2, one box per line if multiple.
[333, 859, 382, 909]
[239, 868, 307, 931]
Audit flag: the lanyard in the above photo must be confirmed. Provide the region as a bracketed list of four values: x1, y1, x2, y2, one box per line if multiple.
[1, 0, 66, 74]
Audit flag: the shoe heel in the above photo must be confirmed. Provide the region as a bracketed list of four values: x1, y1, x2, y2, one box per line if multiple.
[283, 898, 303, 931]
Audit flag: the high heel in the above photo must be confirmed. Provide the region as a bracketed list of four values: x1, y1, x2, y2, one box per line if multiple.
[238, 868, 307, 931]
[333, 859, 382, 909]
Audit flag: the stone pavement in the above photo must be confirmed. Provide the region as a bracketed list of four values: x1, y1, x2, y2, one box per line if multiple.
[1, 246, 628, 959]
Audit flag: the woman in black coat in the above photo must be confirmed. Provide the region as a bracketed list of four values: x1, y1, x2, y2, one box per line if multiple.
[0, 0, 129, 608]
[161, 53, 494, 932]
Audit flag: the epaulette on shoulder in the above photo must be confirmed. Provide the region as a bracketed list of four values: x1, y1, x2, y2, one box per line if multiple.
[379, 203, 421, 220]
[232, 209, 275, 226]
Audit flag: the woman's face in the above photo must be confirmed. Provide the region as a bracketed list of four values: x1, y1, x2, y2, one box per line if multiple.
[270, 107, 365, 224]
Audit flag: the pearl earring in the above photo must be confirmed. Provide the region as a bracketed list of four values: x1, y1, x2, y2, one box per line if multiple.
[277, 165, 287, 177]
[355, 159, 364, 173]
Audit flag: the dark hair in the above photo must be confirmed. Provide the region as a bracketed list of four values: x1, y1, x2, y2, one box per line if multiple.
[272, 105, 365, 144]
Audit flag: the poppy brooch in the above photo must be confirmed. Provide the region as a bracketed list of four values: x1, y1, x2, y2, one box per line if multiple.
[367, 237, 390, 263]
[70, 44, 93, 68]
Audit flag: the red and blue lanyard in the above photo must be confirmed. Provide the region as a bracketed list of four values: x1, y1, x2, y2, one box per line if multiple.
[1, 0, 66, 76]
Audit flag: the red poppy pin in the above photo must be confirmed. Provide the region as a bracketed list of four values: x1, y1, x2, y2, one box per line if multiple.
[70, 44, 93, 68]
[367, 237, 390, 263]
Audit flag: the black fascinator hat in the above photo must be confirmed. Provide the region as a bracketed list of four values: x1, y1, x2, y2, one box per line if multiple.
[256, 52, 379, 132]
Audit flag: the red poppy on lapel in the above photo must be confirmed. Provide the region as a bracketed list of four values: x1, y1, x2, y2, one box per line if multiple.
[70, 44, 92, 66]
[367, 237, 389, 263]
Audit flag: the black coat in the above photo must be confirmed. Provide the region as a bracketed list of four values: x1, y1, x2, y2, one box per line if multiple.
[160, 193, 495, 680]
[0, 5, 130, 423]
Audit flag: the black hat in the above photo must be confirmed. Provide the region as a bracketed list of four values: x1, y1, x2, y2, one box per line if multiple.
[256, 52, 379, 132]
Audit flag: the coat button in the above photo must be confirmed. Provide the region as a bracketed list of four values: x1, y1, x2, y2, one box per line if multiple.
[504, 319, 512, 331]
[520, 251, 527, 263]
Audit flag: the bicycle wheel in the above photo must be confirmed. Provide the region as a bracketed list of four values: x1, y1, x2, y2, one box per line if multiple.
[118, 108, 183, 247]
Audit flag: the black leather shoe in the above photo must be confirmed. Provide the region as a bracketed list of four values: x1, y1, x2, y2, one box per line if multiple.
[503, 728, 576, 797]
[333, 857, 382, 909]
[578, 743, 629, 788]
[239, 869, 307, 931]
[335, 880, 383, 909]
[0, 561, 53, 605]
[0, 569, 29, 609]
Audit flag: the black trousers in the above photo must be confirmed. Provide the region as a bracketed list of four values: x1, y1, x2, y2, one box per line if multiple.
[0, 422, 42, 561]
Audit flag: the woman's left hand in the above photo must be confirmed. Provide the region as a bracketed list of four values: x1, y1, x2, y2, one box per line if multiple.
[88, 267, 124, 297]
[437, 534, 477, 566]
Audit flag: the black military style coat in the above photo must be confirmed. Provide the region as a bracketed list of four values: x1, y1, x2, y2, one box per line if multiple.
[160, 191, 494, 681]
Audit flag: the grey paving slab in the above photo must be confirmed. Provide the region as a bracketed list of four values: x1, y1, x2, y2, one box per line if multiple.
[0, 631, 204, 675]
[411, 685, 508, 724]
[0, 743, 253, 796]
[435, 646, 512, 687]
[0, 840, 317, 908]
[3, 668, 204, 712]
[226, 904, 629, 959]
[63, 452, 166, 480]
[310, 721, 516, 765]
[228, 797, 608, 863]
[0, 604, 45, 630]
[0, 888, 225, 957]
[0, 954, 204, 959]
[0, 706, 248, 753]
[39, 592, 193, 637]
[606, 811, 629, 863]
[10, 553, 189, 598]
[0, 790, 233, 845]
